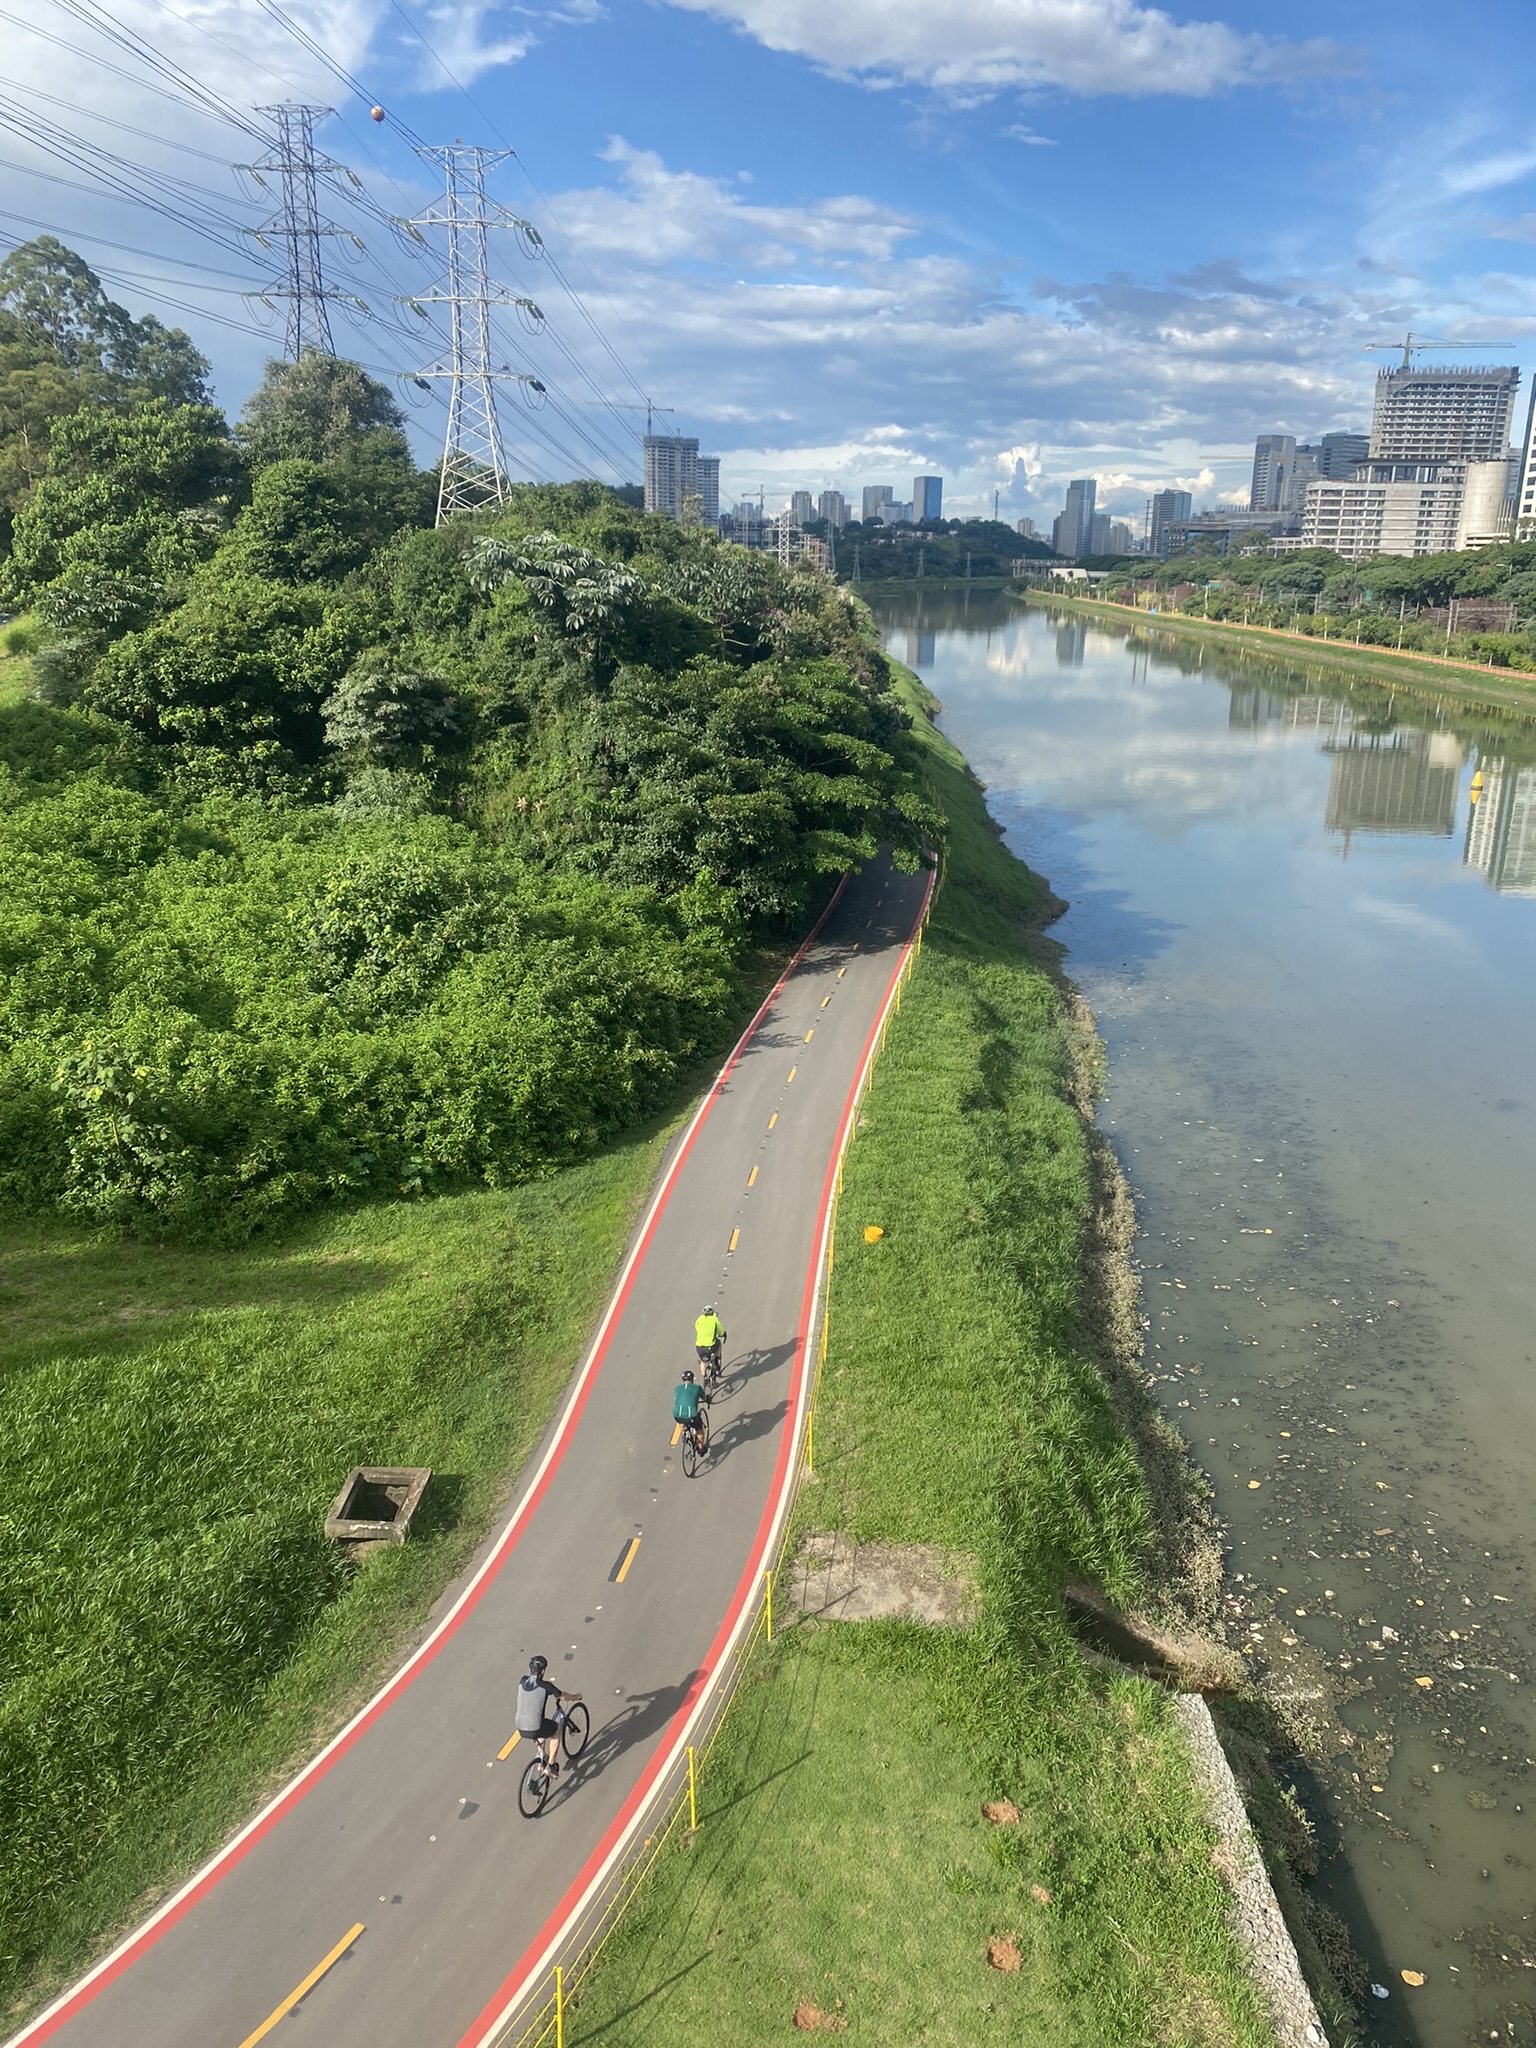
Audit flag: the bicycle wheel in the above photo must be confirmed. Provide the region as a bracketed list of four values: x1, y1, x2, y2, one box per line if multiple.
[517, 1756, 550, 1818]
[681, 1425, 698, 1478]
[562, 1703, 590, 1759]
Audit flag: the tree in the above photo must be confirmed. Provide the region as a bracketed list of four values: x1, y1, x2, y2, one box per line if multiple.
[0, 399, 241, 630]
[0, 236, 210, 403]
[470, 531, 645, 677]
[223, 460, 372, 585]
[322, 655, 464, 770]
[83, 570, 354, 783]
[237, 355, 409, 467]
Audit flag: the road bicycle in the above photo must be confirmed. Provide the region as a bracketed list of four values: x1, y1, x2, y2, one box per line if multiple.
[517, 1702, 591, 1818]
[679, 1409, 709, 1479]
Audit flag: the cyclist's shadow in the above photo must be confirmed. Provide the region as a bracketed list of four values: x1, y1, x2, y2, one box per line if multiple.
[714, 1341, 793, 1402]
[546, 1674, 703, 1807]
[704, 1397, 786, 1467]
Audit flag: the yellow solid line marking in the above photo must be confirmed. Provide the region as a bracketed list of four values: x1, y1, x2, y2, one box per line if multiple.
[497, 1731, 521, 1761]
[729, 1227, 740, 1252]
[670, 1421, 684, 1446]
[767, 1112, 778, 1130]
[747, 1165, 758, 1187]
[237, 1924, 365, 2048]
[614, 1535, 641, 1583]
[786, 1066, 797, 1083]
[821, 995, 831, 1008]
[804, 1028, 814, 1042]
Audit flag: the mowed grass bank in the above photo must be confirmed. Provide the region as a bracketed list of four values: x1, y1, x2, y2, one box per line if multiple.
[567, 672, 1271, 2046]
[0, 1130, 663, 2015]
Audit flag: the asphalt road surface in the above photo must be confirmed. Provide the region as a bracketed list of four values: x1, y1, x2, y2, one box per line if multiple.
[18, 851, 932, 2048]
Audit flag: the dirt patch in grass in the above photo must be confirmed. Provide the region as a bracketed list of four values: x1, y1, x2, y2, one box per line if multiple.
[987, 1934, 1023, 1973]
[793, 1998, 848, 2032]
[789, 1532, 976, 1626]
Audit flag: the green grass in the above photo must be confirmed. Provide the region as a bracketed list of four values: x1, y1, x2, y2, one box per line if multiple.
[0, 1128, 666, 2014]
[567, 670, 1272, 2046]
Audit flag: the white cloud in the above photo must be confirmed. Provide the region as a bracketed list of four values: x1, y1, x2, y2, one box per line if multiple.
[521, 142, 1395, 518]
[418, 3, 536, 85]
[657, 0, 1356, 99]
[1003, 124, 1056, 146]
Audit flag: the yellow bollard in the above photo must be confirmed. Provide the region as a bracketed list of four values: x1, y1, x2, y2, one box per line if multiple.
[806, 1406, 815, 1476]
[765, 1568, 773, 1645]
[555, 1965, 564, 2048]
[687, 1744, 697, 1832]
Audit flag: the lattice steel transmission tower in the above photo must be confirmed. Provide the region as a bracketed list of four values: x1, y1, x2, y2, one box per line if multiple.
[409, 145, 543, 522]
[251, 104, 353, 358]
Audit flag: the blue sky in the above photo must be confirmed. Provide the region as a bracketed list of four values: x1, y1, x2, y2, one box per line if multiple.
[7, 0, 1536, 528]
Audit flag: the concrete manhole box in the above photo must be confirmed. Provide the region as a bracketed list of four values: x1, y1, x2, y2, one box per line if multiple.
[324, 1466, 431, 1546]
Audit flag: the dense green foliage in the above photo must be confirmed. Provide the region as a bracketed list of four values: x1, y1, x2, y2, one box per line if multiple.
[570, 667, 1272, 2047]
[1082, 538, 1536, 669]
[833, 516, 1052, 582]
[0, 239, 211, 551]
[0, 281, 935, 1241]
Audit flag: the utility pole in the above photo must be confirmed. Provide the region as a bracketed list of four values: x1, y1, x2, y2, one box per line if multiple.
[409, 144, 543, 523]
[251, 104, 357, 358]
[992, 489, 999, 521]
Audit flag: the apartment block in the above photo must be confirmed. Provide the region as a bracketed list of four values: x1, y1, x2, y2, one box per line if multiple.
[912, 474, 943, 521]
[818, 490, 848, 529]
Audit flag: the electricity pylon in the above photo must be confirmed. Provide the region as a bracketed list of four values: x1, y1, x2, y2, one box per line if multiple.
[409, 145, 543, 522]
[250, 104, 356, 358]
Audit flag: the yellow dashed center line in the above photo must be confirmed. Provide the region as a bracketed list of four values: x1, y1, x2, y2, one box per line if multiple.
[820, 994, 831, 1008]
[670, 1421, 684, 1446]
[786, 1066, 797, 1084]
[767, 1111, 778, 1130]
[837, 965, 847, 978]
[236, 1925, 365, 2048]
[613, 1535, 641, 1583]
[497, 1731, 521, 1761]
[804, 1028, 814, 1042]
[747, 1165, 758, 1188]
[728, 1227, 740, 1252]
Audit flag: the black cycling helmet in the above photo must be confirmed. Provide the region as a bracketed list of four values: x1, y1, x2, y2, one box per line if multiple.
[682, 1368, 696, 1382]
[528, 1654, 548, 1678]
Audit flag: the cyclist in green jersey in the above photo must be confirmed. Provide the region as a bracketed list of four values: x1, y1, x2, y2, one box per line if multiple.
[673, 1368, 706, 1454]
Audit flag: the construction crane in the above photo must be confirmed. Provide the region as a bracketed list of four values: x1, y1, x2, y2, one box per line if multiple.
[597, 400, 676, 435]
[1366, 332, 1520, 369]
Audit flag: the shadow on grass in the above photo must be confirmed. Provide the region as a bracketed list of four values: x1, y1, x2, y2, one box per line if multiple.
[571, 1949, 713, 2041]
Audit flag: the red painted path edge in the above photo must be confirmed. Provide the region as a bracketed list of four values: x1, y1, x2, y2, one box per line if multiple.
[7, 876, 863, 2048]
[457, 859, 935, 2048]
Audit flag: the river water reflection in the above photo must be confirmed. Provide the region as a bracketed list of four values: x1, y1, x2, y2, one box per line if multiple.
[871, 587, 1536, 2048]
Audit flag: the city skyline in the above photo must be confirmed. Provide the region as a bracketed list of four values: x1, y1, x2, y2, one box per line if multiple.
[7, 0, 1535, 529]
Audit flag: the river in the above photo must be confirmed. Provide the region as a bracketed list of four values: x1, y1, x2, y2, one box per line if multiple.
[869, 585, 1536, 2048]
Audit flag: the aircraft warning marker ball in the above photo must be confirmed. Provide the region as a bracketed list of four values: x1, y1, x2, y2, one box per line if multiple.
[370, 105, 386, 122]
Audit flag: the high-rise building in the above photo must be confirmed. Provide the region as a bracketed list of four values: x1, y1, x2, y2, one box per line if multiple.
[645, 435, 720, 525]
[1302, 363, 1521, 559]
[789, 490, 814, 528]
[1250, 434, 1297, 512]
[1052, 478, 1096, 558]
[912, 474, 943, 522]
[1015, 516, 1036, 539]
[1149, 488, 1193, 558]
[880, 500, 912, 525]
[1367, 365, 1520, 464]
[1088, 511, 1112, 554]
[1318, 431, 1369, 479]
[1107, 521, 1134, 555]
[694, 456, 719, 527]
[862, 484, 893, 523]
[1283, 446, 1321, 513]
[818, 490, 848, 529]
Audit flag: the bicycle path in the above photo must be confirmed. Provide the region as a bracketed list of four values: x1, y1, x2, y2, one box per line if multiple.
[15, 850, 932, 2048]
